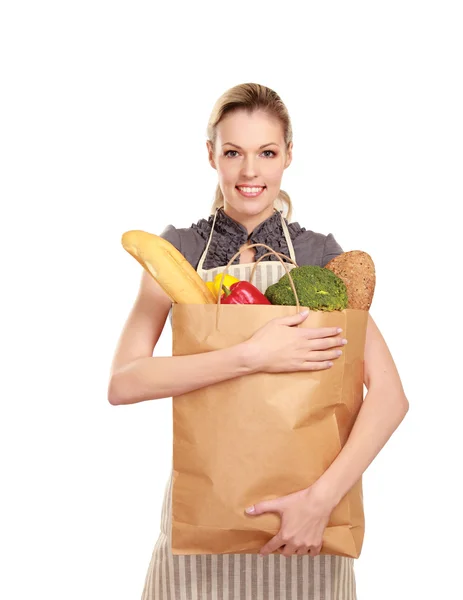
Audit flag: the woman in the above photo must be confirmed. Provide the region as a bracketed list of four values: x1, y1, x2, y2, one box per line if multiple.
[108, 83, 409, 599]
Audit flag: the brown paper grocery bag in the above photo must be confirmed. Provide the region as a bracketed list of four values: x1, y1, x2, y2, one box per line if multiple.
[170, 250, 368, 558]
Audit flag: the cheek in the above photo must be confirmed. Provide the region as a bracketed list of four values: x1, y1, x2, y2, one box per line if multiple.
[263, 165, 285, 186]
[217, 160, 239, 184]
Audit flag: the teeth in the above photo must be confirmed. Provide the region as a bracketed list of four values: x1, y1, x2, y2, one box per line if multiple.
[237, 186, 264, 192]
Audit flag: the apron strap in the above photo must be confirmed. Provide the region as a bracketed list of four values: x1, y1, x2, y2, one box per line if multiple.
[279, 209, 297, 263]
[197, 206, 296, 271]
[196, 207, 219, 272]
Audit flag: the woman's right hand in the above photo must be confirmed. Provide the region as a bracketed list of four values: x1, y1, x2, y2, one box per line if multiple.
[243, 310, 347, 374]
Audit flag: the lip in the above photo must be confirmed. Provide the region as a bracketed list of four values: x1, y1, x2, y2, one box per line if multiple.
[236, 185, 266, 198]
[236, 185, 266, 188]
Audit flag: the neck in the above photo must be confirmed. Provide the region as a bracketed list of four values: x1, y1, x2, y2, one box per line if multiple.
[221, 203, 277, 235]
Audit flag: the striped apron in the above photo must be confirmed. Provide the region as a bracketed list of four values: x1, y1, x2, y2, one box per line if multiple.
[141, 208, 357, 599]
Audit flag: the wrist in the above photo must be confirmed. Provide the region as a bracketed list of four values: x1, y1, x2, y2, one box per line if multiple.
[237, 341, 262, 375]
[309, 477, 342, 512]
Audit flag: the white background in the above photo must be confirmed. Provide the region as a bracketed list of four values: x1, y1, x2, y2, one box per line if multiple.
[1, 1, 461, 598]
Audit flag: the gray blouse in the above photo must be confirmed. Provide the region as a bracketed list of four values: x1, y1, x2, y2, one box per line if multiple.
[159, 207, 343, 270]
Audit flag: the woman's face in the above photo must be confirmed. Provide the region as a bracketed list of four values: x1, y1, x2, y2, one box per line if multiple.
[207, 109, 292, 223]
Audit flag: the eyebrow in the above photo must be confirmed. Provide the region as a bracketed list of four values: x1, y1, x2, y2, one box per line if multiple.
[222, 142, 280, 149]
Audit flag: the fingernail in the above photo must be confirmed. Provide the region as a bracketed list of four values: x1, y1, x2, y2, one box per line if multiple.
[342, 339, 348, 345]
[337, 328, 343, 333]
[300, 310, 309, 316]
[245, 506, 255, 514]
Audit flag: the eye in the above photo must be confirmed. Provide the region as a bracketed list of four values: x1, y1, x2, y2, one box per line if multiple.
[223, 149, 276, 158]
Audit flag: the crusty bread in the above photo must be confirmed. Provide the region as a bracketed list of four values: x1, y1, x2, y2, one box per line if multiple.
[324, 251, 375, 310]
[121, 230, 216, 304]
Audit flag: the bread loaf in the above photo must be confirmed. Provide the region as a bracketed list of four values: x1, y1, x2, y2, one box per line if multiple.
[324, 251, 375, 310]
[121, 230, 216, 304]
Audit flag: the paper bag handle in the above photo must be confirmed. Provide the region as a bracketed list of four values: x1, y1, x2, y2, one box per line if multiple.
[215, 242, 301, 329]
[249, 251, 299, 285]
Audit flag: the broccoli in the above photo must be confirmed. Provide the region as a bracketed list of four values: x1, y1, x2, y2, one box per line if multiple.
[264, 265, 348, 311]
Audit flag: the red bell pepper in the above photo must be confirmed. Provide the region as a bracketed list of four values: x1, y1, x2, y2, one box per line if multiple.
[221, 281, 271, 305]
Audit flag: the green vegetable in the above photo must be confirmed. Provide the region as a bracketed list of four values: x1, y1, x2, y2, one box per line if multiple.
[264, 265, 348, 311]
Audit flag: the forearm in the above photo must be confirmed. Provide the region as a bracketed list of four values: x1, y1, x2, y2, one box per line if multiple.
[108, 343, 255, 405]
[311, 386, 409, 508]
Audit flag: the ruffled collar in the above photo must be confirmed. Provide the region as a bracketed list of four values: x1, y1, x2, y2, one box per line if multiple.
[191, 206, 306, 270]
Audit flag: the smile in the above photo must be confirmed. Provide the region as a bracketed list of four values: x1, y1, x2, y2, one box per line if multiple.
[236, 186, 266, 197]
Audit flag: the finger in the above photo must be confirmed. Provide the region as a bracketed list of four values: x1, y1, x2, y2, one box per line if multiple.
[259, 534, 284, 557]
[280, 543, 299, 557]
[247, 498, 284, 517]
[304, 348, 344, 362]
[301, 327, 343, 340]
[276, 310, 310, 326]
[295, 545, 310, 555]
[306, 335, 347, 350]
[308, 543, 323, 557]
[302, 361, 334, 371]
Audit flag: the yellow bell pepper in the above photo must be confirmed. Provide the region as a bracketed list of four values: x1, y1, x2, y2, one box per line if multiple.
[206, 274, 241, 299]
[206, 281, 217, 299]
[213, 273, 240, 296]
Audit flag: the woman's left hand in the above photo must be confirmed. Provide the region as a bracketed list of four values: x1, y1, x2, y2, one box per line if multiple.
[245, 485, 334, 557]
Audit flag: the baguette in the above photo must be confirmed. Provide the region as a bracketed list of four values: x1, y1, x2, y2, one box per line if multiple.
[324, 250, 375, 310]
[121, 230, 216, 304]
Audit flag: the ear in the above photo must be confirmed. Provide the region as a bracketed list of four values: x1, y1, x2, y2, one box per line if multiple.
[206, 140, 217, 170]
[284, 141, 293, 168]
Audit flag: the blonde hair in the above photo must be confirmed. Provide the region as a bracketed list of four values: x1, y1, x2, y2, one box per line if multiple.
[207, 83, 294, 222]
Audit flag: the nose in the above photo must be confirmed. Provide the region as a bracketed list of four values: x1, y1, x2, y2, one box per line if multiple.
[240, 155, 260, 179]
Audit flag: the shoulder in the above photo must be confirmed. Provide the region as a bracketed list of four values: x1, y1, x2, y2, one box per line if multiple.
[158, 222, 207, 269]
[289, 223, 344, 267]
